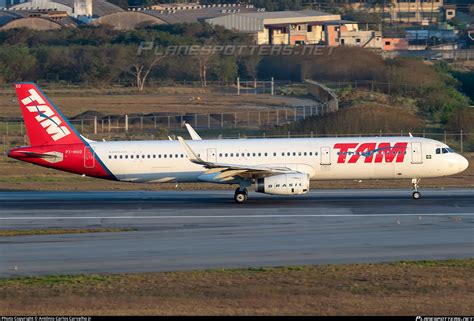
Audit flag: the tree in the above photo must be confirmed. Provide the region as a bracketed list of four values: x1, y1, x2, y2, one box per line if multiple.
[239, 53, 261, 79]
[129, 50, 166, 91]
[0, 45, 36, 83]
[215, 57, 238, 84]
[194, 48, 216, 87]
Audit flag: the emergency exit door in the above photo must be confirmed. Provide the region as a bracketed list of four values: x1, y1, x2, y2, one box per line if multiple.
[207, 148, 217, 162]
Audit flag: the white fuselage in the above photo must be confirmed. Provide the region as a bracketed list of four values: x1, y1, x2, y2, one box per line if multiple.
[91, 137, 468, 184]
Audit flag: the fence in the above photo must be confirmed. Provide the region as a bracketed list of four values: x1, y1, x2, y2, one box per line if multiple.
[0, 106, 327, 134]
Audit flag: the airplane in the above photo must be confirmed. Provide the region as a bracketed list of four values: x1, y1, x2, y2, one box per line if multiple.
[8, 83, 469, 203]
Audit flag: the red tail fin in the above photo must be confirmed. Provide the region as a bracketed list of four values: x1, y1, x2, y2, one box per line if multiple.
[15, 83, 83, 146]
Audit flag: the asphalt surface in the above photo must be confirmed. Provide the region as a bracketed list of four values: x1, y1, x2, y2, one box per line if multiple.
[0, 189, 473, 277]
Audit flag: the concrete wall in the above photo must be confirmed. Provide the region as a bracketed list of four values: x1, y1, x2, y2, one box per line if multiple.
[304, 79, 339, 113]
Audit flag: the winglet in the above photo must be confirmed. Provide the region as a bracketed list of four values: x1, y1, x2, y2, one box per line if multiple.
[409, 132, 413, 137]
[177, 136, 206, 165]
[184, 122, 202, 140]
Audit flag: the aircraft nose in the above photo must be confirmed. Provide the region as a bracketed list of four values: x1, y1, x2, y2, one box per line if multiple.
[458, 155, 469, 173]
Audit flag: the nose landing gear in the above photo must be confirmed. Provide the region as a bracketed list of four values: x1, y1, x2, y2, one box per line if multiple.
[412, 178, 421, 199]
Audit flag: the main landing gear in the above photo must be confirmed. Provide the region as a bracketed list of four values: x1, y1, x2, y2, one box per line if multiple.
[412, 178, 421, 200]
[234, 187, 248, 203]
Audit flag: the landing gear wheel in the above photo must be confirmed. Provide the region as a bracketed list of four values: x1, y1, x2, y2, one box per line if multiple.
[411, 178, 421, 200]
[234, 187, 248, 203]
[234, 191, 248, 203]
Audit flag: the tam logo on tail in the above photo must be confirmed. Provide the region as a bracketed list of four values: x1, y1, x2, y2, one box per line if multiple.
[16, 83, 83, 146]
[21, 88, 71, 142]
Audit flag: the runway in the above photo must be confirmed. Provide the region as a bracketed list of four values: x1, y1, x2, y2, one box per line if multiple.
[1, 189, 473, 277]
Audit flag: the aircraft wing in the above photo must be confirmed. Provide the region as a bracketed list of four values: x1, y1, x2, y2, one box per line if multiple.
[178, 136, 295, 180]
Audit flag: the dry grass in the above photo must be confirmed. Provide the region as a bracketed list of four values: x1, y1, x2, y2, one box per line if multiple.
[0, 259, 472, 315]
[0, 86, 312, 119]
[0, 228, 136, 237]
[283, 103, 424, 135]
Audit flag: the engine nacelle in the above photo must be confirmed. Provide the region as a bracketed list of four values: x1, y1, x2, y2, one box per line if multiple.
[256, 173, 309, 195]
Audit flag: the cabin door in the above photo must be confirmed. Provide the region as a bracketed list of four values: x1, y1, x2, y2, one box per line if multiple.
[320, 146, 331, 165]
[411, 142, 423, 164]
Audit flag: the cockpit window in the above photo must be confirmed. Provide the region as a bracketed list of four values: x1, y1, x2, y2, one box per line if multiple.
[436, 147, 454, 154]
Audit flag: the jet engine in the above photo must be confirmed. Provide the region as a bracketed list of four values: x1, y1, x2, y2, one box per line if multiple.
[256, 173, 309, 195]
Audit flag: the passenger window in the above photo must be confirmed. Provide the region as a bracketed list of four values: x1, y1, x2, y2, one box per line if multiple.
[169, 154, 172, 158]
[247, 153, 250, 157]
[298, 152, 301, 156]
[153, 155, 156, 158]
[304, 152, 307, 156]
[114, 155, 117, 159]
[309, 152, 313, 156]
[164, 155, 167, 158]
[219, 153, 222, 157]
[236, 153, 239, 157]
[125, 155, 128, 159]
[281, 152, 285, 156]
[158, 155, 161, 158]
[181, 154, 184, 158]
[230, 153, 233, 157]
[287, 152, 290, 156]
[119, 155, 123, 159]
[273, 152, 277, 156]
[264, 153, 268, 156]
[148, 155, 150, 159]
[225, 153, 228, 157]
[293, 152, 296, 156]
[253, 153, 256, 157]
[258, 153, 261, 157]
[108, 155, 111, 159]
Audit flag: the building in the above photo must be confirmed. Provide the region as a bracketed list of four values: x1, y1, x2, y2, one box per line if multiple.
[8, 0, 122, 18]
[0, 0, 27, 9]
[335, 0, 444, 25]
[441, 4, 456, 21]
[338, 29, 383, 49]
[406, 28, 457, 45]
[383, 38, 409, 50]
[205, 10, 359, 45]
[0, 9, 78, 29]
[93, 3, 258, 30]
